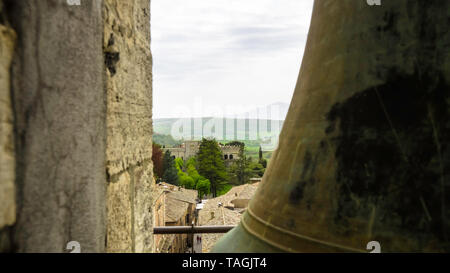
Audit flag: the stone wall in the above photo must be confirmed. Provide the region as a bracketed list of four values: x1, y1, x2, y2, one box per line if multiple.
[104, 0, 154, 253]
[162, 141, 241, 161]
[0, 9, 17, 252]
[221, 145, 241, 160]
[5, 0, 107, 253]
[0, 0, 154, 253]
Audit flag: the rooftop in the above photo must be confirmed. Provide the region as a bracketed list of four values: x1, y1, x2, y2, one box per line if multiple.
[158, 182, 198, 223]
[165, 197, 189, 223]
[199, 183, 260, 252]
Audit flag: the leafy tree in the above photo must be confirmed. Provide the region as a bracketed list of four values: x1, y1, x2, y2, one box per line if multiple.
[185, 157, 201, 182]
[162, 150, 179, 185]
[152, 143, 164, 180]
[179, 174, 195, 189]
[197, 138, 228, 197]
[249, 161, 265, 177]
[258, 145, 268, 168]
[260, 158, 268, 168]
[226, 141, 245, 148]
[228, 143, 253, 185]
[174, 158, 196, 189]
[175, 157, 184, 171]
[196, 178, 211, 199]
[216, 184, 232, 196]
[186, 157, 211, 198]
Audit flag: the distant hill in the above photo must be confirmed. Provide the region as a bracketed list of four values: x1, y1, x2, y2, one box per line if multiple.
[224, 102, 289, 120]
[153, 102, 288, 152]
[153, 117, 284, 143]
[152, 133, 182, 147]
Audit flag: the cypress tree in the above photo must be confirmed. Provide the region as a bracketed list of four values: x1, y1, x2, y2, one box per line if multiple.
[197, 138, 228, 197]
[162, 150, 179, 185]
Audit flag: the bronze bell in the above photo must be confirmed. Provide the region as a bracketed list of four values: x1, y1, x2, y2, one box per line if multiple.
[212, 0, 450, 252]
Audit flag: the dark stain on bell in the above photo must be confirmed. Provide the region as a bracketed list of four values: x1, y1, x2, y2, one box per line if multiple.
[289, 148, 322, 206]
[326, 68, 449, 248]
[289, 182, 304, 204]
[377, 11, 398, 34]
[287, 218, 296, 229]
[289, 152, 313, 204]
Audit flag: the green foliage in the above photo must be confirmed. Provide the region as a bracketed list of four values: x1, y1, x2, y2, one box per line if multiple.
[197, 138, 228, 197]
[217, 184, 232, 196]
[196, 178, 210, 199]
[162, 150, 179, 185]
[172, 155, 210, 195]
[152, 143, 164, 180]
[259, 146, 263, 161]
[259, 158, 268, 168]
[153, 133, 182, 147]
[153, 118, 284, 146]
[258, 145, 268, 168]
[249, 161, 265, 177]
[173, 158, 194, 189]
[225, 141, 245, 148]
[186, 158, 201, 183]
[228, 144, 253, 185]
[243, 144, 271, 161]
[186, 157, 210, 198]
[175, 157, 184, 171]
[179, 173, 195, 189]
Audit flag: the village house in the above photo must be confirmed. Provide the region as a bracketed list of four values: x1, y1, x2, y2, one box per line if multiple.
[152, 187, 166, 253]
[154, 182, 198, 253]
[198, 182, 260, 252]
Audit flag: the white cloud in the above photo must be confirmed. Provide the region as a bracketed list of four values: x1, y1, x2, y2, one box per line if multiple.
[151, 0, 314, 118]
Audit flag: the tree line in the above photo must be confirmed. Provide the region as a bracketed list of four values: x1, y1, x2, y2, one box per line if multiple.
[152, 138, 267, 198]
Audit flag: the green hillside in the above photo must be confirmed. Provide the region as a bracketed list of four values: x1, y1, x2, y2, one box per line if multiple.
[153, 117, 284, 149]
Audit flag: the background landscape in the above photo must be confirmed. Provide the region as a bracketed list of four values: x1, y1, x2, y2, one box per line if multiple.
[153, 102, 289, 161]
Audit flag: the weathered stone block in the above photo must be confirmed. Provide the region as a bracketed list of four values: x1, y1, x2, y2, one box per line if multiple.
[8, 1, 106, 252]
[106, 171, 133, 253]
[0, 24, 17, 230]
[104, 0, 154, 253]
[1, 0, 154, 253]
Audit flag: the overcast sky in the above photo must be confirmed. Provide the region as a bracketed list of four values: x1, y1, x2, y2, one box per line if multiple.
[151, 0, 314, 119]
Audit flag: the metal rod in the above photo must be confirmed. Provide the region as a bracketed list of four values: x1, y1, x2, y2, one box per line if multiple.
[153, 225, 236, 234]
[191, 222, 194, 254]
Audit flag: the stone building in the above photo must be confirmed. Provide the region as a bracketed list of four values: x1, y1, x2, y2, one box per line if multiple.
[198, 183, 260, 252]
[152, 187, 166, 252]
[162, 140, 241, 162]
[162, 140, 200, 160]
[155, 183, 198, 253]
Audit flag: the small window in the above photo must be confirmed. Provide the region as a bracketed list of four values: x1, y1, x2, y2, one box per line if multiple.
[229, 154, 233, 160]
[224, 154, 228, 160]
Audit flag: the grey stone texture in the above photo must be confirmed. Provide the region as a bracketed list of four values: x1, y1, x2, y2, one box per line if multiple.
[0, 15, 17, 232]
[0, 0, 154, 253]
[104, 0, 154, 253]
[7, 0, 107, 252]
